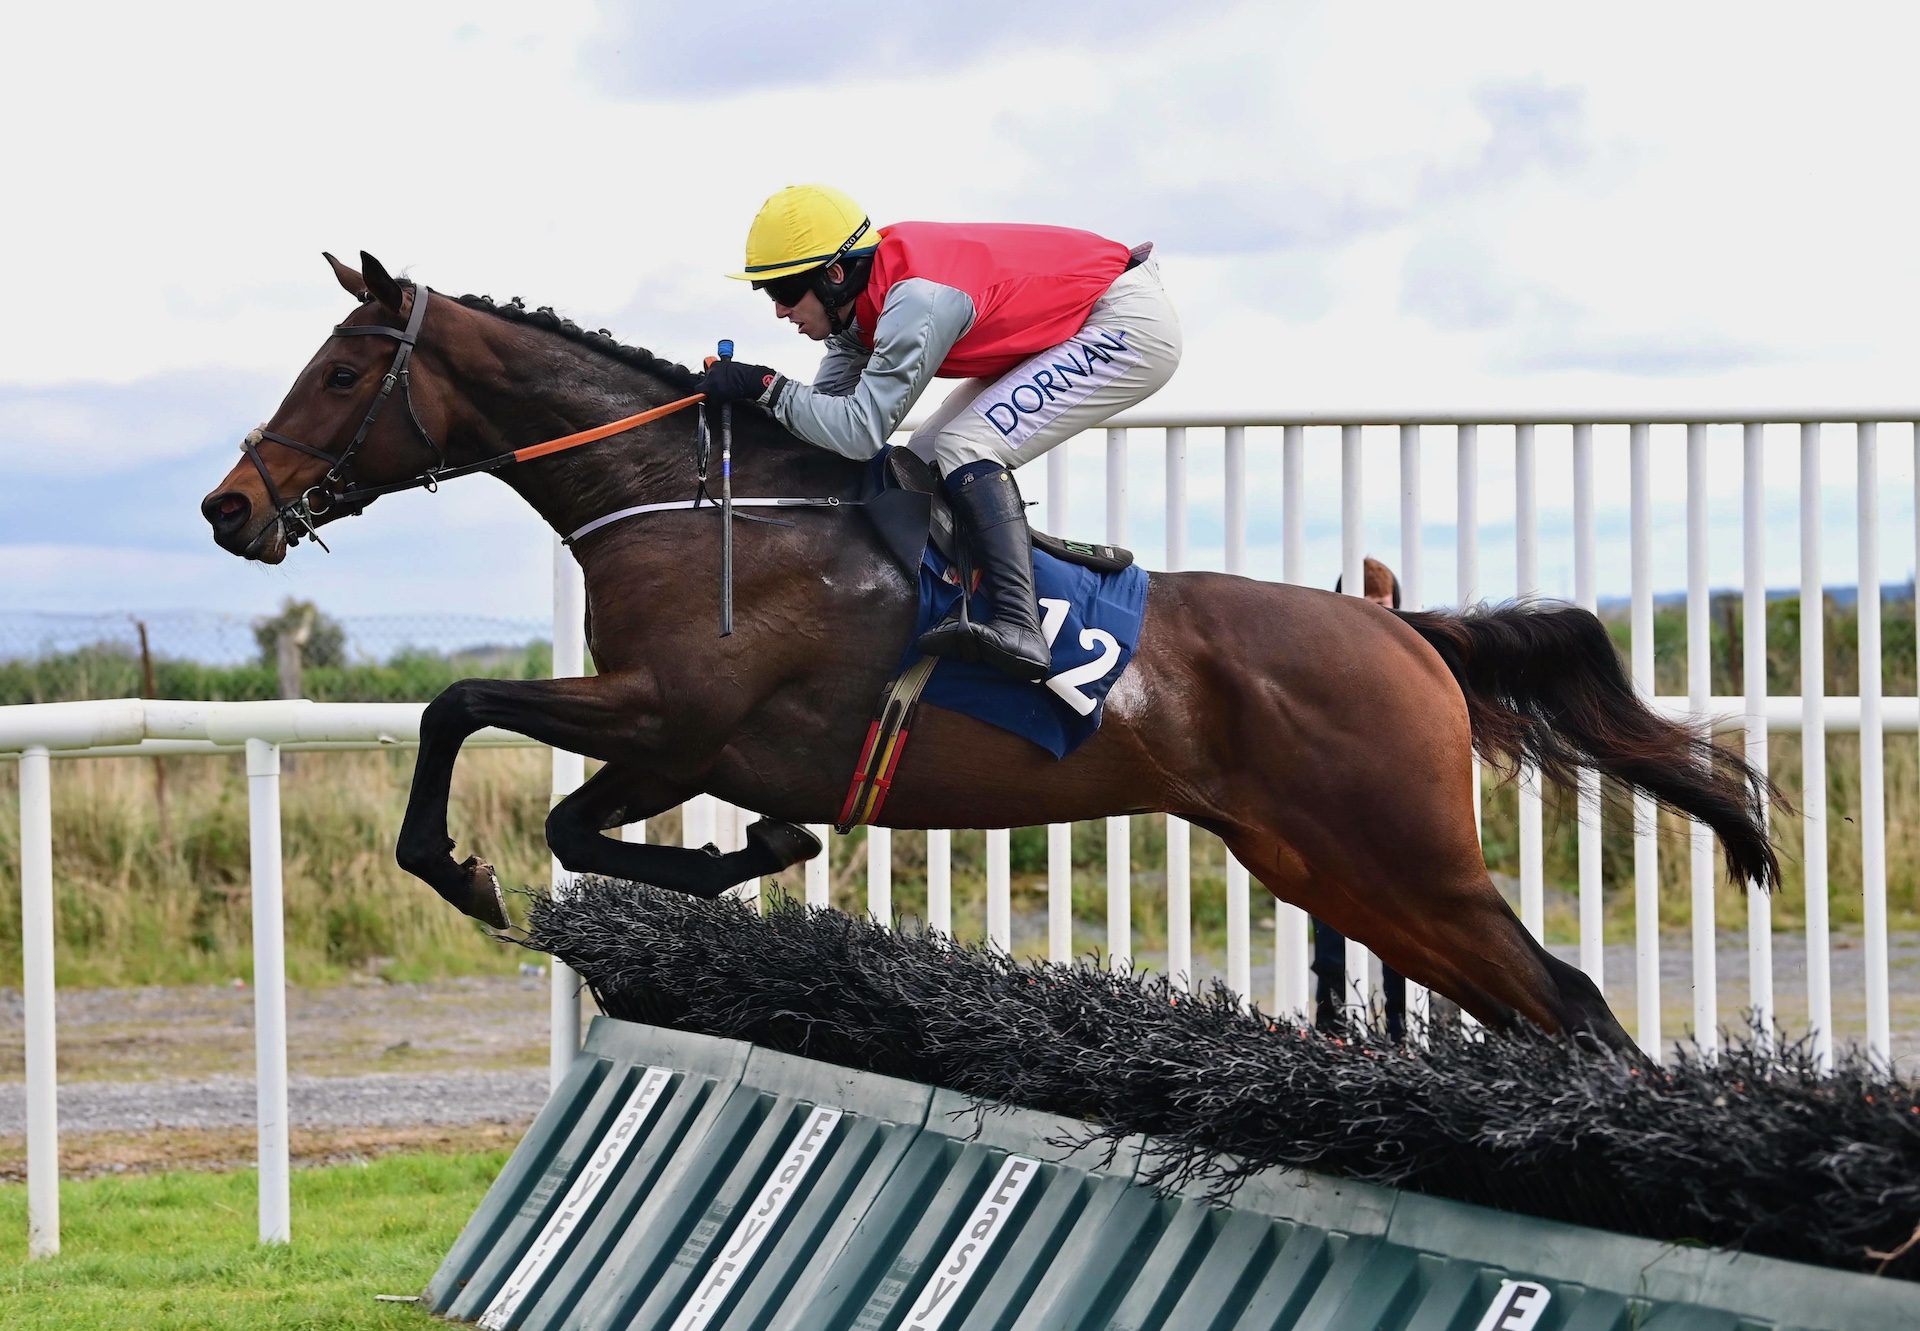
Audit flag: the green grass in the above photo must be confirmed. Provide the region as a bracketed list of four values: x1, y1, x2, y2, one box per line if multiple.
[3, 590, 1919, 987]
[0, 1150, 505, 1330]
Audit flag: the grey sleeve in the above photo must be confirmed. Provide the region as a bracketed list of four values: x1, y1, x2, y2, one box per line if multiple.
[770, 278, 976, 460]
[811, 331, 870, 396]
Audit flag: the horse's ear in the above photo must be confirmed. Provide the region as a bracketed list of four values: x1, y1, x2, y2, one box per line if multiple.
[358, 251, 404, 312]
[323, 251, 368, 301]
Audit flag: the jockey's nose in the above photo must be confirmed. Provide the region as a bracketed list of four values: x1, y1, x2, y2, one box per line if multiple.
[202, 490, 252, 541]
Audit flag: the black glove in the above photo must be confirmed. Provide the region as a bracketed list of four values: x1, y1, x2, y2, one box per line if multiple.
[700, 359, 780, 406]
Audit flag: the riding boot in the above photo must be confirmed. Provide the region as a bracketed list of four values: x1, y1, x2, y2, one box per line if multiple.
[916, 464, 1052, 681]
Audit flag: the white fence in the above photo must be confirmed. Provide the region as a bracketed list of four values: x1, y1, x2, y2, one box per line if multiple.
[6, 407, 1918, 1258]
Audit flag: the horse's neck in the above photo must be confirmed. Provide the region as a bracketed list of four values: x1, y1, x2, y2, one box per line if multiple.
[449, 334, 859, 544]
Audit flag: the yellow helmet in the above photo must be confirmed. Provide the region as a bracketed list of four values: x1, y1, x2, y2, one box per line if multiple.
[729, 184, 878, 283]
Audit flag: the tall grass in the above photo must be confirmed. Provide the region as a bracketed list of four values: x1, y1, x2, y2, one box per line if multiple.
[0, 750, 554, 986]
[1, 590, 1915, 986]
[1, 731, 1913, 988]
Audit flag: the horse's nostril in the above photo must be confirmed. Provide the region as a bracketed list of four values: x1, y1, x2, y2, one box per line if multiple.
[202, 491, 251, 535]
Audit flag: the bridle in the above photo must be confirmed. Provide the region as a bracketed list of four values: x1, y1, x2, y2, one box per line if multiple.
[237, 283, 843, 562]
[239, 283, 439, 553]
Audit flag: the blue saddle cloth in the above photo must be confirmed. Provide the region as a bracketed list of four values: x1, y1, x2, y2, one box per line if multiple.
[903, 546, 1149, 759]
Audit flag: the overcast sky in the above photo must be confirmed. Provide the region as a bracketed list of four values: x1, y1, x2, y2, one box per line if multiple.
[3, 1, 1917, 632]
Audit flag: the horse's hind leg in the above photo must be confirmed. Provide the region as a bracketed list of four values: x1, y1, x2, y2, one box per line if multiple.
[545, 763, 821, 899]
[1219, 819, 1632, 1049]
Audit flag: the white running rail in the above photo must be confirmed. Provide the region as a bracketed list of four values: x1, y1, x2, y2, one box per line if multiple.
[8, 406, 1917, 1258]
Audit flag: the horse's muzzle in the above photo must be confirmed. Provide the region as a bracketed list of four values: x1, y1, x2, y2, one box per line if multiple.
[201, 490, 288, 563]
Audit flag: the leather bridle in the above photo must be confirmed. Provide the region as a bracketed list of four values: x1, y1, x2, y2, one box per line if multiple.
[237, 283, 840, 559]
[239, 283, 441, 553]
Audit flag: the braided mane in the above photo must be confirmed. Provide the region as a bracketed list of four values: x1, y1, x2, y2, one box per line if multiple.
[451, 291, 703, 394]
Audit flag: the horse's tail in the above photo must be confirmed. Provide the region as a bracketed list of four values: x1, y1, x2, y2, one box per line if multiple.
[1397, 601, 1781, 890]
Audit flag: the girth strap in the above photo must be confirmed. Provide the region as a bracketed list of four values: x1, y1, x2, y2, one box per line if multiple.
[565, 495, 850, 545]
[835, 655, 940, 834]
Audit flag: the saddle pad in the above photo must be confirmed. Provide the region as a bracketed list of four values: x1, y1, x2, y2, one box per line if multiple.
[902, 546, 1149, 759]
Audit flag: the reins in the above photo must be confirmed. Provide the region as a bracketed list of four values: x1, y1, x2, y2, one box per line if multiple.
[243, 283, 713, 544]
[296, 390, 712, 511]
[243, 284, 857, 565]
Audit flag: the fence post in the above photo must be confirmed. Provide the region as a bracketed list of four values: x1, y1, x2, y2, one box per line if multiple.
[1164, 427, 1191, 991]
[1276, 424, 1310, 1019]
[20, 745, 59, 1259]
[1516, 424, 1544, 940]
[1046, 447, 1073, 965]
[1573, 424, 1604, 989]
[1801, 423, 1832, 1071]
[246, 737, 291, 1245]
[1858, 422, 1889, 1063]
[1224, 425, 1251, 1008]
[1400, 424, 1431, 1031]
[550, 536, 585, 1088]
[1630, 422, 1661, 1057]
[1687, 423, 1717, 1054]
[1105, 427, 1131, 972]
[1340, 425, 1373, 1018]
[1742, 423, 1773, 1048]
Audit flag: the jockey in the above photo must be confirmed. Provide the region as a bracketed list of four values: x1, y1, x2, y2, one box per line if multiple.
[700, 184, 1182, 682]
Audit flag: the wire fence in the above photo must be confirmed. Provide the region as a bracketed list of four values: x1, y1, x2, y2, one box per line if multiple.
[0, 609, 552, 705]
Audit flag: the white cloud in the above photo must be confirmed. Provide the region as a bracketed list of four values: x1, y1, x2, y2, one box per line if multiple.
[0, 372, 279, 478]
[5, 2, 1920, 619]
[582, 0, 1221, 99]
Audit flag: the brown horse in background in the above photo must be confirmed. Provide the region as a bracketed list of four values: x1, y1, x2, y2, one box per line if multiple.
[200, 252, 1778, 1052]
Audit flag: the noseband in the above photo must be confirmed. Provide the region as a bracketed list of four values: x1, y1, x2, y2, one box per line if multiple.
[239, 284, 441, 551]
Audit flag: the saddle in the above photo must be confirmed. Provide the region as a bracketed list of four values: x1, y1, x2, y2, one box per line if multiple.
[858, 448, 1133, 579]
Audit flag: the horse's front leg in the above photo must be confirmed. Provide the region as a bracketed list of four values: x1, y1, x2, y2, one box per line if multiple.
[396, 673, 657, 925]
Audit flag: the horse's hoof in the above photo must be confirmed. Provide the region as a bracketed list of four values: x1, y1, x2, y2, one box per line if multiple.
[454, 855, 510, 929]
[746, 818, 823, 869]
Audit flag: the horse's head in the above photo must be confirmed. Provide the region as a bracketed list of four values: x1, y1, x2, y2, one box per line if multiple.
[201, 251, 462, 563]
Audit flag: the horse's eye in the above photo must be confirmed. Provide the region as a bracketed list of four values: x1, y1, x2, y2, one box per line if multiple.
[326, 366, 358, 390]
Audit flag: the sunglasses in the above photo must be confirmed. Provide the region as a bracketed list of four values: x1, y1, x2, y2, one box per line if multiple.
[755, 271, 817, 309]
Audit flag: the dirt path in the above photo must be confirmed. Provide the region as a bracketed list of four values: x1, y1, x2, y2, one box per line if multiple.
[0, 973, 561, 1084]
[2, 931, 1914, 1180]
[0, 974, 566, 1178]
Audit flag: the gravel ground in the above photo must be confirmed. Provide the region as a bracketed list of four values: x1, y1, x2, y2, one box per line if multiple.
[0, 929, 1913, 1178]
[0, 973, 564, 1175]
[0, 1068, 551, 1137]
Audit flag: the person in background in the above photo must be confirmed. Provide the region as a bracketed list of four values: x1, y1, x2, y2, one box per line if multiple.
[699, 184, 1182, 682]
[1315, 556, 1409, 1040]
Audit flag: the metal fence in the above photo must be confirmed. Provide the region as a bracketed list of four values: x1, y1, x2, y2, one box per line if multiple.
[7, 406, 1920, 1256]
[555, 408, 1920, 1072]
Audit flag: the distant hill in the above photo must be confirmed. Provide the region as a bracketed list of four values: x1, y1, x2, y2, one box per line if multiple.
[1594, 581, 1915, 614]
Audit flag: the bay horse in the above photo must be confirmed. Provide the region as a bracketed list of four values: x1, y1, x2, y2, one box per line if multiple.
[200, 252, 1777, 1052]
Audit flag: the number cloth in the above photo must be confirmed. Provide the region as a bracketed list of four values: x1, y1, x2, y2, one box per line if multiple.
[904, 542, 1148, 759]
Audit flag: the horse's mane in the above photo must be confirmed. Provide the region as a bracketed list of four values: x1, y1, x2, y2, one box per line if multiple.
[450, 290, 703, 394]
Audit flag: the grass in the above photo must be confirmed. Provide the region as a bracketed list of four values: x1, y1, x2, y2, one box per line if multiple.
[1, 730, 1918, 989]
[0, 1149, 505, 1329]
[2, 590, 1918, 987]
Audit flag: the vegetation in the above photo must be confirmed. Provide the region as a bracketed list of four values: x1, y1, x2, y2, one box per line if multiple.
[0, 640, 552, 706]
[251, 599, 348, 670]
[0, 590, 1914, 988]
[0, 1151, 502, 1330]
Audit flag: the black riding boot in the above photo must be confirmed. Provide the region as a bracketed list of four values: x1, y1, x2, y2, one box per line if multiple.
[917, 465, 1052, 681]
